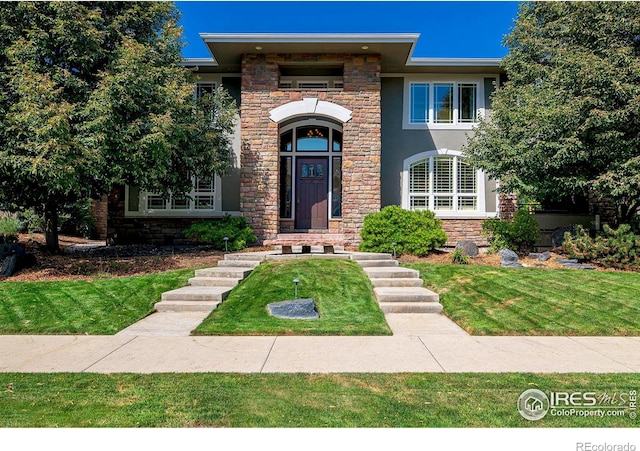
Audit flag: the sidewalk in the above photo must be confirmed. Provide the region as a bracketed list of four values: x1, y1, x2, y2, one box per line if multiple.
[1, 314, 638, 373]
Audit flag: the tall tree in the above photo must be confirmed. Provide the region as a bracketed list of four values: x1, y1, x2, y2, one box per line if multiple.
[0, 2, 236, 251]
[464, 2, 640, 224]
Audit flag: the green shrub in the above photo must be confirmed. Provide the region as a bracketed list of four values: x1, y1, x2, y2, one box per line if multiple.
[183, 215, 256, 251]
[482, 209, 539, 254]
[0, 212, 21, 236]
[563, 224, 640, 270]
[19, 209, 46, 234]
[59, 199, 96, 239]
[358, 206, 447, 257]
[451, 249, 470, 265]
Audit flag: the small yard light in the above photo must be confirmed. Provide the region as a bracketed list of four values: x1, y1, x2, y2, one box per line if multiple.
[293, 278, 300, 299]
[392, 242, 397, 259]
[223, 236, 229, 253]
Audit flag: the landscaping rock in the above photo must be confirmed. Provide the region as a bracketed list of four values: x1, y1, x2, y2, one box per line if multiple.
[455, 240, 479, 257]
[0, 253, 37, 278]
[555, 258, 578, 264]
[499, 248, 521, 268]
[562, 263, 596, 270]
[528, 251, 551, 262]
[267, 298, 319, 320]
[552, 226, 575, 248]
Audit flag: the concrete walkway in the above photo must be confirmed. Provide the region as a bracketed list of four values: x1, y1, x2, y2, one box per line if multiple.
[1, 314, 639, 373]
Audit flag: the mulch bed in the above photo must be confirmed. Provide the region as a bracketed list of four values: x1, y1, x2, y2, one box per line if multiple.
[1, 234, 612, 282]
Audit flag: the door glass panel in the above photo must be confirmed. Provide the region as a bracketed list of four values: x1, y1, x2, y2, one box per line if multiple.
[332, 156, 342, 217]
[280, 156, 292, 218]
[333, 131, 342, 152]
[296, 126, 329, 151]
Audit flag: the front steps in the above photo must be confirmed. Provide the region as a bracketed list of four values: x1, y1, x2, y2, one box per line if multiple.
[154, 253, 267, 313]
[154, 249, 443, 315]
[351, 253, 443, 314]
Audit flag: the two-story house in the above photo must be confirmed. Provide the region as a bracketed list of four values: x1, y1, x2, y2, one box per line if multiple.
[101, 33, 511, 247]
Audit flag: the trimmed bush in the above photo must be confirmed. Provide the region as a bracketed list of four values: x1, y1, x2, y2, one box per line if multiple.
[563, 224, 640, 271]
[482, 209, 539, 254]
[0, 213, 21, 241]
[183, 215, 256, 251]
[358, 206, 447, 257]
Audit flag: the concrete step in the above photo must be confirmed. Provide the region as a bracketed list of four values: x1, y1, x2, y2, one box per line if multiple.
[379, 302, 443, 314]
[369, 278, 424, 288]
[195, 267, 253, 279]
[357, 259, 399, 268]
[363, 267, 420, 279]
[188, 276, 241, 287]
[224, 253, 270, 261]
[161, 286, 231, 303]
[154, 300, 220, 313]
[350, 253, 393, 261]
[374, 287, 440, 303]
[217, 260, 261, 268]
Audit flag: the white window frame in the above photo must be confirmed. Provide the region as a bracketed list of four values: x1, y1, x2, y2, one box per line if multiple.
[403, 75, 493, 130]
[402, 149, 495, 218]
[124, 175, 223, 218]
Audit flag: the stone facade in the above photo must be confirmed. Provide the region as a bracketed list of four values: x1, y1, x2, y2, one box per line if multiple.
[90, 194, 109, 240]
[240, 53, 381, 246]
[441, 219, 488, 247]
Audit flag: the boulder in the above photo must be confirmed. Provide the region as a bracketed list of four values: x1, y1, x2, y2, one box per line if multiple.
[455, 240, 479, 257]
[267, 298, 319, 320]
[528, 251, 551, 262]
[499, 248, 521, 268]
[552, 226, 575, 248]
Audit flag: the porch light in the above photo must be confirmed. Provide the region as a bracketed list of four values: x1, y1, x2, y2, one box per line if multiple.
[293, 278, 300, 299]
[255, 46, 263, 50]
[223, 236, 229, 253]
[361, 45, 369, 50]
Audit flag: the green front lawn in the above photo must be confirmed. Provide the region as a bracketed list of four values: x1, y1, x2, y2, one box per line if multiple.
[194, 258, 391, 336]
[1, 372, 637, 427]
[408, 263, 640, 336]
[0, 269, 194, 334]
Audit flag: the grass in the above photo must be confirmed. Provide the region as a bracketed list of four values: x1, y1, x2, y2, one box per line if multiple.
[194, 258, 391, 336]
[0, 269, 194, 334]
[407, 263, 640, 336]
[1, 372, 637, 427]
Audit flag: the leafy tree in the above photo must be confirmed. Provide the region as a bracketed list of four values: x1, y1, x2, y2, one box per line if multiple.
[464, 2, 640, 225]
[0, 2, 237, 251]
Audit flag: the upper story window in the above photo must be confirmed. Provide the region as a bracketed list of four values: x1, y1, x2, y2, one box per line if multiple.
[278, 64, 344, 91]
[404, 77, 491, 130]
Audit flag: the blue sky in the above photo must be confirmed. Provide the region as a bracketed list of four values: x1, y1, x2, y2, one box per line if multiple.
[176, 1, 521, 59]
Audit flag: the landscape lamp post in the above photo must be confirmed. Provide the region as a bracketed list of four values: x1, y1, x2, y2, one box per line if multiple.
[392, 242, 397, 259]
[223, 237, 229, 253]
[293, 278, 300, 300]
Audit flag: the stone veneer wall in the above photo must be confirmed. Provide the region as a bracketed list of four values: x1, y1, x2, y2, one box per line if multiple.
[241, 53, 381, 245]
[90, 194, 108, 240]
[441, 219, 488, 247]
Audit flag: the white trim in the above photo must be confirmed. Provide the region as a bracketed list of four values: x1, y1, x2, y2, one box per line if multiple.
[401, 149, 495, 218]
[269, 98, 352, 123]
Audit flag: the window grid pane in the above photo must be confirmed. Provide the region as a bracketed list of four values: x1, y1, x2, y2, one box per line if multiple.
[434, 83, 453, 123]
[434, 196, 453, 210]
[458, 197, 477, 210]
[457, 161, 477, 194]
[410, 160, 428, 193]
[458, 84, 477, 123]
[410, 83, 429, 123]
[147, 196, 166, 210]
[410, 196, 428, 211]
[433, 157, 453, 193]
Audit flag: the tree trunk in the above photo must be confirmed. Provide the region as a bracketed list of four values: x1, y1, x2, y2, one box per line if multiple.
[44, 205, 60, 253]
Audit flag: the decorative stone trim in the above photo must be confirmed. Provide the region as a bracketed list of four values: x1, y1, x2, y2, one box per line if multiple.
[269, 98, 353, 123]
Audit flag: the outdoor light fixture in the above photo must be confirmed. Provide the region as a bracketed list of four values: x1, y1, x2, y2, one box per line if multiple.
[223, 236, 229, 253]
[293, 278, 300, 299]
[361, 45, 369, 50]
[392, 242, 397, 259]
[255, 46, 263, 50]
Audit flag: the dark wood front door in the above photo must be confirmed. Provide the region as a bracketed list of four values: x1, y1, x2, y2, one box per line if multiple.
[296, 157, 329, 229]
